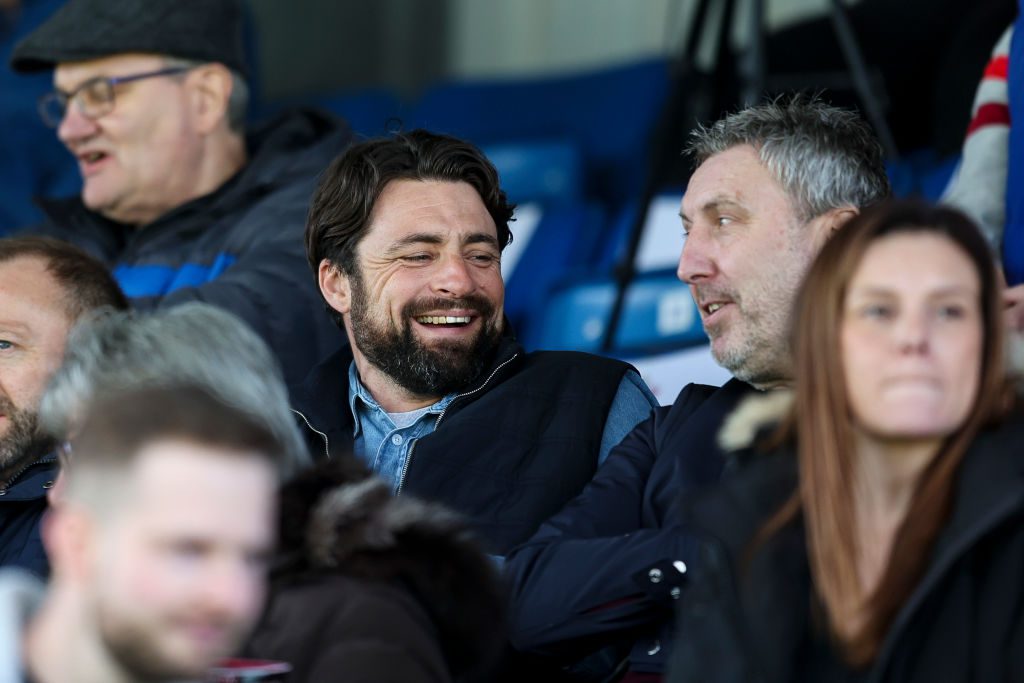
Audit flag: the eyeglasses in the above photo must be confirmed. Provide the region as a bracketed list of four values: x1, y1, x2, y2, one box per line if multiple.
[38, 66, 192, 128]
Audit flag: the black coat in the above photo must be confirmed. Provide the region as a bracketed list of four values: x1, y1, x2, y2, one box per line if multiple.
[245, 459, 506, 683]
[505, 379, 757, 675]
[669, 406, 1024, 683]
[292, 334, 637, 555]
[0, 456, 57, 578]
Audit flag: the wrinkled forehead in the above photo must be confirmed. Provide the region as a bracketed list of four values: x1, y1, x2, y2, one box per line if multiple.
[0, 256, 74, 333]
[363, 179, 499, 243]
[682, 145, 797, 220]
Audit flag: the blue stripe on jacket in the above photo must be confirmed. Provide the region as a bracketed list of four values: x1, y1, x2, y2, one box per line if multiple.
[114, 253, 238, 298]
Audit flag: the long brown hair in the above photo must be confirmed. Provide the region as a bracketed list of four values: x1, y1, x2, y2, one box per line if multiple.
[764, 200, 1012, 666]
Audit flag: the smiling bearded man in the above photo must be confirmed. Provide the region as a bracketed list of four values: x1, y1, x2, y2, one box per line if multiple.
[292, 130, 660, 559]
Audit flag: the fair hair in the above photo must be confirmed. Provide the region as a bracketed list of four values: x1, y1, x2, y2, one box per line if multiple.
[39, 303, 308, 475]
[686, 94, 891, 221]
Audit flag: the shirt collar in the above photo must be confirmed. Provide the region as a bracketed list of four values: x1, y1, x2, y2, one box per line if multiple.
[347, 362, 458, 436]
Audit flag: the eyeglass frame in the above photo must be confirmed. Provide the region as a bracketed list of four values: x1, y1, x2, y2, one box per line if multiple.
[37, 65, 193, 128]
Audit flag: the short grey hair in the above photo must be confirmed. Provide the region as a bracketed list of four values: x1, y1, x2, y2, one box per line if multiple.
[686, 94, 891, 222]
[39, 303, 309, 474]
[164, 57, 249, 134]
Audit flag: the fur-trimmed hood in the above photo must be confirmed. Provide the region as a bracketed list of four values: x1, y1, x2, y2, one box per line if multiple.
[272, 457, 506, 681]
[717, 389, 794, 453]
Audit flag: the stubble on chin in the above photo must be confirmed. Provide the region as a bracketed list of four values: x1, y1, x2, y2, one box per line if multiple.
[0, 407, 53, 478]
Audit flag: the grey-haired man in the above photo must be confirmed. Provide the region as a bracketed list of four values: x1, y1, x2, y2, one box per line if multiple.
[505, 97, 892, 678]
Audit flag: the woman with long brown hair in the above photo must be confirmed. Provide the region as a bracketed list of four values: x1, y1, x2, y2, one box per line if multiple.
[669, 200, 1024, 682]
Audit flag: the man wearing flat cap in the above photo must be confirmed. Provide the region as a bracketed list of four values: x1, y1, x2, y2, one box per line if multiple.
[10, 0, 352, 388]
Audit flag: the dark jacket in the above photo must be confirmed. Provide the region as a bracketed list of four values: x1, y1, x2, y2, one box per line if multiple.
[505, 378, 757, 676]
[28, 109, 350, 388]
[669, 399, 1024, 683]
[0, 455, 57, 579]
[292, 335, 637, 556]
[245, 458, 505, 683]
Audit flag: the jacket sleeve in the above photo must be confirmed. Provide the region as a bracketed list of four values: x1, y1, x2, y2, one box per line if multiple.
[504, 404, 700, 659]
[597, 370, 660, 464]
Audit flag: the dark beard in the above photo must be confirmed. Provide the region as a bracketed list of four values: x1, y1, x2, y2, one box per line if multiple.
[0, 394, 55, 482]
[348, 272, 503, 398]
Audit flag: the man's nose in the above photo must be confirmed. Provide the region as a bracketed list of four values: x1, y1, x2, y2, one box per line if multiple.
[431, 255, 476, 297]
[677, 230, 715, 284]
[57, 101, 99, 146]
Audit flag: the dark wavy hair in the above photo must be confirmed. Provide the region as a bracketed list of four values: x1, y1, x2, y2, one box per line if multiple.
[305, 130, 515, 327]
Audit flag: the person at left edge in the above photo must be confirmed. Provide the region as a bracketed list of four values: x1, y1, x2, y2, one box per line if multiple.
[9, 0, 352, 388]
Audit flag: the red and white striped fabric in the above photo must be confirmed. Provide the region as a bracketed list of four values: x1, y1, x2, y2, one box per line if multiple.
[943, 25, 1013, 250]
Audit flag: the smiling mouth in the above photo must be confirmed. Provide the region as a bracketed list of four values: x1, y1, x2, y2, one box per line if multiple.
[415, 315, 473, 326]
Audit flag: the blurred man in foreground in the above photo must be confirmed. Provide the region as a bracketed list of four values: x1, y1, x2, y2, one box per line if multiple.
[5, 384, 287, 683]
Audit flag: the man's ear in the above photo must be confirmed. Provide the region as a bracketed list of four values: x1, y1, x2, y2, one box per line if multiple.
[43, 505, 95, 582]
[188, 63, 234, 135]
[319, 260, 351, 315]
[810, 206, 859, 251]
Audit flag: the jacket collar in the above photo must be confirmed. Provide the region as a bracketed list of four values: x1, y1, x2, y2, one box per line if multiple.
[292, 329, 523, 458]
[0, 456, 58, 502]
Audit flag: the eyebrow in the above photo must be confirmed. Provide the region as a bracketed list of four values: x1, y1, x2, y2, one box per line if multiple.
[384, 232, 500, 254]
[848, 285, 978, 298]
[54, 72, 106, 95]
[679, 197, 748, 223]
[463, 232, 501, 249]
[0, 320, 31, 336]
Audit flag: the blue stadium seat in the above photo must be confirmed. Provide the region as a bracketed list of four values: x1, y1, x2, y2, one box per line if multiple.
[0, 0, 80, 231]
[527, 268, 705, 355]
[503, 201, 606, 343]
[482, 140, 583, 204]
[409, 58, 670, 204]
[885, 149, 960, 201]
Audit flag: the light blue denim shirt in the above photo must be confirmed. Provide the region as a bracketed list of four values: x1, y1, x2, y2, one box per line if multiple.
[348, 362, 458, 493]
[347, 361, 658, 494]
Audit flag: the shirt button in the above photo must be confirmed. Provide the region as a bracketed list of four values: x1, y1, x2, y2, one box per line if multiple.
[648, 568, 663, 583]
[647, 640, 661, 656]
[391, 434, 403, 445]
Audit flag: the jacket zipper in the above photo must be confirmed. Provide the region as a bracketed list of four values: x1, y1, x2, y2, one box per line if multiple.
[291, 408, 331, 460]
[0, 455, 58, 496]
[395, 352, 520, 496]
